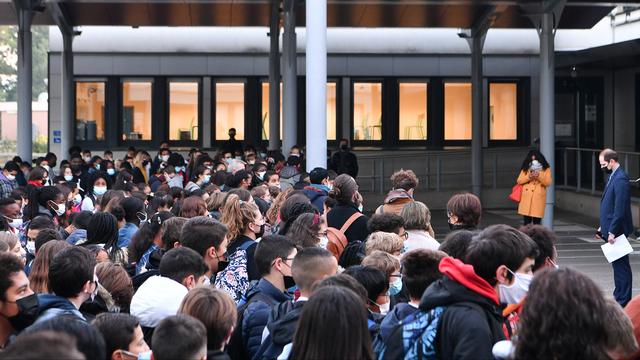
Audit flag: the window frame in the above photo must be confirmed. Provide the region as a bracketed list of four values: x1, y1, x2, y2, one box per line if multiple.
[397, 79, 430, 145]
[350, 78, 385, 146]
[487, 78, 528, 147]
[212, 78, 248, 147]
[73, 78, 109, 147]
[118, 77, 158, 147]
[166, 78, 203, 147]
[442, 78, 473, 146]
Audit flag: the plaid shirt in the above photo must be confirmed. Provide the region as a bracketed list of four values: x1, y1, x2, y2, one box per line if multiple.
[0, 175, 16, 199]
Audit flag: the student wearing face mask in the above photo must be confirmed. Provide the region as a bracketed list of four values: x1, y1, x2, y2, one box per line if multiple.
[330, 138, 359, 178]
[226, 235, 297, 360]
[0, 161, 19, 199]
[24, 186, 66, 225]
[446, 193, 482, 231]
[0, 252, 38, 347]
[152, 147, 172, 175]
[81, 172, 110, 212]
[302, 167, 332, 214]
[343, 265, 389, 340]
[166, 153, 187, 188]
[185, 166, 212, 194]
[0, 198, 23, 235]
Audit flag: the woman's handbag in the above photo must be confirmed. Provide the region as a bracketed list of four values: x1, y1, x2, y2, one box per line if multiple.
[509, 184, 523, 203]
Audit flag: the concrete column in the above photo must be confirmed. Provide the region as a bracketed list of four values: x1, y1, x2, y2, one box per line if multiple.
[540, 12, 556, 228]
[306, 0, 327, 169]
[16, 5, 34, 161]
[470, 34, 486, 198]
[282, 0, 297, 155]
[268, 0, 281, 151]
[60, 31, 74, 160]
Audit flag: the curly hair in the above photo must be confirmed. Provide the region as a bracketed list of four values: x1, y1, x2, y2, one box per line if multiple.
[390, 169, 419, 191]
[266, 188, 293, 225]
[220, 194, 260, 242]
[515, 268, 609, 360]
[365, 232, 403, 256]
[286, 213, 323, 248]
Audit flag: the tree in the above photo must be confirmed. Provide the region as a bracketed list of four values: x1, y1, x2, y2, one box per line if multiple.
[0, 25, 49, 102]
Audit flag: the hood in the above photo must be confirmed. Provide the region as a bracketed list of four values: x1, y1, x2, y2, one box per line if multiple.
[37, 294, 77, 313]
[302, 187, 327, 202]
[279, 166, 300, 179]
[420, 257, 500, 311]
[268, 301, 305, 345]
[384, 189, 413, 204]
[66, 229, 87, 245]
[242, 279, 290, 306]
[379, 303, 420, 339]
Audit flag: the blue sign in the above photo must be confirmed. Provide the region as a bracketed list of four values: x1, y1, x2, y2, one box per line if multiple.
[53, 137, 61, 143]
[53, 130, 61, 136]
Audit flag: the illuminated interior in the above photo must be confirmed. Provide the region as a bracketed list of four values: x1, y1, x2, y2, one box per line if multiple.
[353, 82, 382, 141]
[261, 82, 283, 140]
[444, 83, 471, 140]
[399, 83, 427, 140]
[169, 81, 199, 141]
[490, 83, 518, 140]
[122, 81, 152, 141]
[75, 82, 105, 141]
[215, 83, 245, 140]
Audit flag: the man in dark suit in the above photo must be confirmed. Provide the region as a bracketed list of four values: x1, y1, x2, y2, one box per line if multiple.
[599, 148, 634, 306]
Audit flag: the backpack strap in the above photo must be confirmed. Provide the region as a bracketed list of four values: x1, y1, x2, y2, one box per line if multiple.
[237, 239, 255, 252]
[339, 212, 363, 234]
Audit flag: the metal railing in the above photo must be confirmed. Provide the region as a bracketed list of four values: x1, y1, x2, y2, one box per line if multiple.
[355, 148, 531, 194]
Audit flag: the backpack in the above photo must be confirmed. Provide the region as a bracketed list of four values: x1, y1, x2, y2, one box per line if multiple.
[326, 212, 363, 260]
[338, 240, 366, 268]
[226, 289, 273, 360]
[214, 240, 255, 303]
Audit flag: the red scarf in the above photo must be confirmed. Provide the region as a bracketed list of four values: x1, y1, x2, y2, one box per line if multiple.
[27, 180, 43, 187]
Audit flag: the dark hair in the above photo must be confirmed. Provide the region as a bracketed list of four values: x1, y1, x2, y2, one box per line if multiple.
[515, 268, 609, 360]
[34, 228, 62, 253]
[343, 265, 388, 303]
[25, 186, 62, 220]
[85, 212, 119, 254]
[161, 217, 188, 250]
[92, 313, 140, 360]
[402, 249, 447, 300]
[328, 174, 358, 204]
[48, 246, 96, 298]
[0, 331, 84, 360]
[226, 170, 251, 189]
[446, 193, 482, 229]
[289, 286, 373, 360]
[367, 213, 405, 234]
[95, 262, 134, 314]
[190, 165, 208, 182]
[519, 224, 557, 272]
[0, 252, 24, 301]
[120, 196, 145, 224]
[27, 166, 48, 182]
[71, 211, 93, 229]
[309, 167, 329, 185]
[286, 213, 323, 248]
[278, 196, 315, 235]
[150, 193, 174, 214]
[600, 148, 618, 163]
[152, 315, 207, 360]
[181, 216, 229, 257]
[159, 247, 208, 284]
[86, 171, 111, 196]
[255, 235, 297, 277]
[464, 224, 539, 286]
[315, 274, 368, 303]
[520, 149, 550, 172]
[22, 315, 106, 360]
[128, 211, 174, 264]
[438, 229, 477, 259]
[3, 161, 19, 173]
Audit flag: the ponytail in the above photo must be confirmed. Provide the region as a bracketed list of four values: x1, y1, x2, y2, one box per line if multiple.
[220, 194, 259, 242]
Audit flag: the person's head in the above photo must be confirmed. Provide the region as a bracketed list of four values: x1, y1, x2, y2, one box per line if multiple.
[127, 211, 174, 264]
[339, 138, 349, 150]
[88, 171, 110, 197]
[228, 128, 237, 139]
[33, 228, 62, 253]
[0, 232, 25, 263]
[0, 198, 21, 231]
[160, 216, 188, 250]
[264, 171, 280, 188]
[72, 210, 93, 230]
[0, 331, 84, 360]
[599, 148, 619, 172]
[365, 231, 404, 257]
[2, 161, 19, 180]
[286, 212, 327, 248]
[28, 240, 70, 294]
[464, 224, 538, 300]
[25, 216, 55, 254]
[26, 185, 64, 220]
[226, 169, 252, 189]
[120, 196, 145, 225]
[159, 247, 208, 290]
[27, 166, 48, 184]
[521, 149, 550, 172]
[309, 167, 330, 187]
[95, 262, 134, 314]
[390, 169, 419, 193]
[0, 252, 34, 323]
[515, 268, 609, 360]
[361, 251, 401, 296]
[178, 287, 237, 352]
[220, 194, 263, 241]
[291, 247, 337, 297]
[152, 315, 207, 360]
[289, 286, 373, 360]
[402, 249, 446, 302]
[438, 229, 476, 259]
[86, 212, 119, 250]
[367, 213, 405, 236]
[278, 195, 315, 235]
[328, 174, 359, 204]
[343, 265, 388, 314]
[400, 201, 432, 232]
[190, 165, 212, 186]
[604, 298, 639, 359]
[255, 235, 297, 286]
[315, 274, 368, 304]
[519, 224, 558, 272]
[178, 196, 207, 218]
[92, 313, 150, 360]
[48, 246, 96, 303]
[446, 193, 482, 229]
[181, 216, 229, 275]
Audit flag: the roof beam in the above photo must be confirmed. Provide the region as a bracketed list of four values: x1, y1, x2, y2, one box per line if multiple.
[46, 1, 77, 36]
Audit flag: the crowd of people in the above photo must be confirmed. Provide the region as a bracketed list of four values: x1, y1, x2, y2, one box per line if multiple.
[0, 140, 638, 360]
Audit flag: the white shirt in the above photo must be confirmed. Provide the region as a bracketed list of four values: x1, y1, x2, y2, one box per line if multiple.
[405, 229, 440, 252]
[130, 276, 188, 328]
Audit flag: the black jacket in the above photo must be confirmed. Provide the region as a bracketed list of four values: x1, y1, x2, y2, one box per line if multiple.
[378, 303, 421, 341]
[330, 150, 358, 178]
[326, 203, 369, 243]
[226, 235, 260, 281]
[420, 277, 507, 360]
[208, 350, 231, 360]
[253, 300, 305, 360]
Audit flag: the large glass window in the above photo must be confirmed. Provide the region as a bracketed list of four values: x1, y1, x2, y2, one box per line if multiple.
[169, 81, 199, 141]
[490, 83, 518, 140]
[399, 83, 427, 140]
[327, 82, 337, 140]
[75, 82, 105, 141]
[261, 82, 283, 140]
[215, 83, 245, 140]
[353, 82, 382, 141]
[444, 82, 471, 140]
[121, 81, 152, 141]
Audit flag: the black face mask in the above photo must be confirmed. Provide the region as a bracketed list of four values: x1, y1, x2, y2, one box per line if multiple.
[71, 165, 83, 174]
[254, 223, 265, 239]
[448, 222, 465, 231]
[217, 260, 230, 273]
[142, 160, 150, 167]
[340, 144, 348, 151]
[8, 293, 39, 331]
[601, 166, 613, 175]
[283, 275, 296, 289]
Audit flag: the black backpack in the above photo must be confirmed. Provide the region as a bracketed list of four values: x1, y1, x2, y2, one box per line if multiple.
[338, 240, 366, 268]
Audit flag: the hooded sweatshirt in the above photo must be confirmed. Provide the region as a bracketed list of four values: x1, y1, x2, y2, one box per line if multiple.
[375, 189, 413, 215]
[254, 300, 306, 360]
[378, 303, 421, 340]
[419, 257, 507, 360]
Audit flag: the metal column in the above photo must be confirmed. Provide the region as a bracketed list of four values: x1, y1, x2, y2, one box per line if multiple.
[470, 34, 485, 198]
[282, 0, 297, 155]
[60, 32, 74, 160]
[305, 0, 327, 169]
[16, 2, 34, 162]
[268, 0, 281, 151]
[539, 11, 556, 228]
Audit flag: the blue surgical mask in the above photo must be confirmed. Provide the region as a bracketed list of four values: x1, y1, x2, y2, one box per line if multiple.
[203, 175, 211, 184]
[64, 175, 74, 182]
[106, 168, 116, 176]
[389, 277, 403, 296]
[93, 186, 107, 196]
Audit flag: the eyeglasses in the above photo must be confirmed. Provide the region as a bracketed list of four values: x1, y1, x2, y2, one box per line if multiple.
[390, 274, 402, 279]
[399, 232, 409, 240]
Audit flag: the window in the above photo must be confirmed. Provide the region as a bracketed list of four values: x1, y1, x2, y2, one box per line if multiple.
[75, 82, 106, 141]
[399, 83, 427, 140]
[327, 82, 337, 140]
[121, 81, 152, 141]
[444, 82, 471, 140]
[490, 83, 518, 140]
[215, 83, 245, 141]
[169, 81, 199, 141]
[261, 82, 283, 140]
[353, 82, 382, 141]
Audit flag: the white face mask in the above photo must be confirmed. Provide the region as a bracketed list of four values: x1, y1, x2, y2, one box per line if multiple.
[160, 155, 170, 162]
[106, 169, 116, 176]
[26, 241, 35, 255]
[5, 217, 22, 229]
[6, 174, 15, 181]
[94, 186, 108, 196]
[64, 175, 74, 181]
[53, 203, 66, 216]
[257, 171, 266, 180]
[318, 236, 329, 249]
[498, 269, 533, 305]
[378, 301, 390, 315]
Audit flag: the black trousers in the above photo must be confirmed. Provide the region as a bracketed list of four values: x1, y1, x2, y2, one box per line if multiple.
[523, 216, 541, 225]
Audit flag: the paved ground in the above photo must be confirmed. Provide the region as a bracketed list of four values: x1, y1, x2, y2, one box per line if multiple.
[427, 208, 640, 298]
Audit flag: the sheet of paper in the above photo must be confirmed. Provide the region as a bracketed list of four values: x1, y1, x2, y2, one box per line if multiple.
[601, 234, 634, 263]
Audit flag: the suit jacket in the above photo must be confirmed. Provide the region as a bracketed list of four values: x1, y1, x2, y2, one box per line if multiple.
[600, 167, 634, 237]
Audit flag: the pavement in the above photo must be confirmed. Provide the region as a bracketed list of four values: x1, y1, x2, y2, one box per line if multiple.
[427, 208, 640, 298]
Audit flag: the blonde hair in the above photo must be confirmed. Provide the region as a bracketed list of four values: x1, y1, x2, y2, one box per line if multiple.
[365, 231, 403, 256]
[220, 194, 260, 242]
[362, 251, 400, 278]
[266, 188, 293, 224]
[400, 201, 434, 237]
[206, 192, 228, 212]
